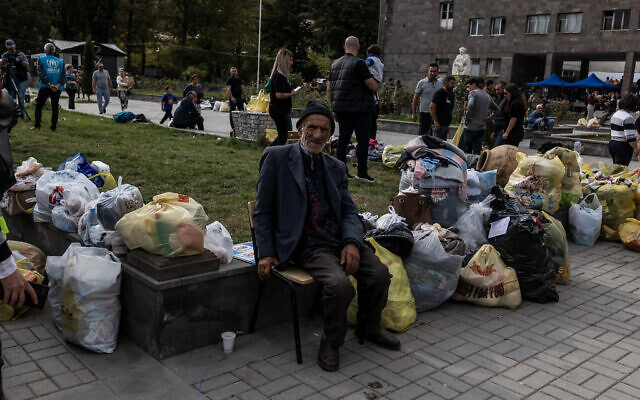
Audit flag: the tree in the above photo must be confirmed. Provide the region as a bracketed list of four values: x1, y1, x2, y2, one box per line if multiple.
[0, 0, 51, 54]
[81, 38, 96, 99]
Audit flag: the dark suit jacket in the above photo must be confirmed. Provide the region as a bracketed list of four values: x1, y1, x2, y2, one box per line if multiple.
[254, 143, 364, 263]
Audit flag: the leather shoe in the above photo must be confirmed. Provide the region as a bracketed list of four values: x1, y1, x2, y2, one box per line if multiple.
[317, 335, 339, 372]
[360, 328, 401, 351]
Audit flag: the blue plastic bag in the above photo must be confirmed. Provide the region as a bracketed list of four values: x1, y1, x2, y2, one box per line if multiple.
[58, 153, 104, 187]
[113, 111, 136, 123]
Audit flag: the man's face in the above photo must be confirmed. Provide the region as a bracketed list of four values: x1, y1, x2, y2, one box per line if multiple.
[7, 47, 15, 54]
[487, 83, 494, 91]
[300, 114, 332, 154]
[536, 106, 543, 112]
[167, 87, 172, 94]
[444, 79, 455, 91]
[467, 83, 477, 92]
[189, 92, 197, 102]
[496, 84, 504, 95]
[427, 67, 438, 80]
[231, 68, 237, 77]
[98, 64, 104, 71]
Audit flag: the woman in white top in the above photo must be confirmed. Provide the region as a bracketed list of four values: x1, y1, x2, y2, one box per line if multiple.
[608, 94, 639, 166]
[116, 68, 130, 111]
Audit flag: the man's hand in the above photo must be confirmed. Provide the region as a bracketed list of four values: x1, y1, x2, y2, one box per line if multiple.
[258, 256, 279, 280]
[490, 132, 496, 142]
[231, 96, 236, 103]
[434, 122, 440, 131]
[1, 271, 38, 308]
[412, 113, 417, 122]
[502, 132, 509, 140]
[341, 243, 360, 275]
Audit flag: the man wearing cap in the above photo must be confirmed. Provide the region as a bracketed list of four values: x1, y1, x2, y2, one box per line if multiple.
[0, 82, 40, 400]
[254, 99, 400, 372]
[0, 39, 29, 118]
[32, 43, 65, 131]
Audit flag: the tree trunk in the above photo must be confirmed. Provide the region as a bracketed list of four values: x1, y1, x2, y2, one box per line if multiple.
[126, 0, 134, 72]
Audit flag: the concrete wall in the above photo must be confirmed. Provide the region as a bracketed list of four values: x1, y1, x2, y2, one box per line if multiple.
[380, 0, 639, 90]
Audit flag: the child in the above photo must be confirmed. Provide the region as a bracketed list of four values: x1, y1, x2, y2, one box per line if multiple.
[160, 86, 178, 124]
[365, 44, 384, 139]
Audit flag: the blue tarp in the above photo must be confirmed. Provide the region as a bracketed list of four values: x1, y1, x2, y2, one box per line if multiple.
[526, 73, 569, 87]
[565, 73, 620, 90]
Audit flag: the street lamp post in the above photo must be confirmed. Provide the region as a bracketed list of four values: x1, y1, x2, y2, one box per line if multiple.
[257, 0, 262, 90]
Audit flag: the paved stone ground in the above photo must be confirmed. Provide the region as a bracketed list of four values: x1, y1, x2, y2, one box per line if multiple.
[2, 240, 640, 399]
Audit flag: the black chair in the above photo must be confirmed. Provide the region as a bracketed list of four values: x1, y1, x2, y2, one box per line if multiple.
[247, 201, 315, 364]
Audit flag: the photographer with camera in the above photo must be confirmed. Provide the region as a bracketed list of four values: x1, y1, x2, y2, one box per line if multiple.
[0, 39, 29, 119]
[0, 80, 39, 400]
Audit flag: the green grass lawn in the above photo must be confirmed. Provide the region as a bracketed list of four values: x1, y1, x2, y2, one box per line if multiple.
[11, 105, 401, 243]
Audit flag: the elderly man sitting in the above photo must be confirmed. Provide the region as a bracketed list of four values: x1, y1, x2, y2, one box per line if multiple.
[527, 104, 555, 132]
[253, 100, 400, 372]
[172, 91, 204, 130]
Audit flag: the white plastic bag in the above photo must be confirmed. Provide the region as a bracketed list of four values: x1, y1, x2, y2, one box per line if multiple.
[569, 193, 602, 246]
[61, 247, 121, 353]
[454, 194, 495, 253]
[376, 206, 406, 229]
[96, 177, 144, 230]
[77, 200, 110, 247]
[204, 221, 233, 264]
[404, 230, 464, 312]
[35, 170, 100, 212]
[51, 206, 78, 232]
[46, 243, 82, 330]
[32, 203, 52, 223]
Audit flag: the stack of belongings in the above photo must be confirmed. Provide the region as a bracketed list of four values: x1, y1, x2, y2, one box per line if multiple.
[2, 157, 50, 216]
[580, 162, 638, 241]
[540, 147, 582, 233]
[397, 135, 467, 227]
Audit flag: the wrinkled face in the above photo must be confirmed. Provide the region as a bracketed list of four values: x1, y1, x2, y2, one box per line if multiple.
[428, 66, 438, 80]
[536, 105, 543, 112]
[300, 114, 332, 154]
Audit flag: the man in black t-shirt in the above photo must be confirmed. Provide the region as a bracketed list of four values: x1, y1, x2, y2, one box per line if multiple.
[226, 67, 247, 132]
[429, 76, 456, 140]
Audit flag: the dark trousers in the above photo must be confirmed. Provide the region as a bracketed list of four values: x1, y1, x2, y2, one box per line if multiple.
[370, 103, 379, 140]
[462, 128, 484, 155]
[160, 110, 173, 124]
[269, 105, 289, 146]
[66, 88, 76, 109]
[34, 87, 61, 129]
[229, 98, 245, 129]
[609, 140, 634, 166]
[336, 111, 371, 176]
[434, 125, 449, 140]
[419, 112, 433, 135]
[298, 245, 390, 348]
[174, 115, 204, 130]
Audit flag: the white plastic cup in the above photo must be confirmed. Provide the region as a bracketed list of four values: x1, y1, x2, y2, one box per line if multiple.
[221, 331, 236, 353]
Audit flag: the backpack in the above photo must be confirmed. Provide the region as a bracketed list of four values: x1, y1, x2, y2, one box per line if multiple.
[134, 114, 150, 123]
[113, 111, 136, 123]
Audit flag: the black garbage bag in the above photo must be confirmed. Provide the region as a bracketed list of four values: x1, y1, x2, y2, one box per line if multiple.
[364, 223, 414, 259]
[487, 186, 559, 303]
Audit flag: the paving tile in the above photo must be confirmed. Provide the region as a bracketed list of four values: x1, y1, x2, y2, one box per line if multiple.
[3, 384, 34, 400]
[2, 361, 39, 378]
[386, 383, 427, 400]
[56, 353, 85, 372]
[36, 356, 68, 377]
[271, 383, 315, 400]
[50, 371, 82, 389]
[320, 379, 364, 400]
[256, 375, 300, 397]
[28, 378, 58, 396]
[3, 370, 46, 388]
[415, 376, 459, 399]
[205, 381, 251, 399]
[74, 368, 97, 384]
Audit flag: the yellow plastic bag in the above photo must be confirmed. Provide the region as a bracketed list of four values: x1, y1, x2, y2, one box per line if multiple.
[7, 241, 47, 275]
[505, 153, 565, 214]
[219, 102, 230, 112]
[596, 183, 636, 241]
[540, 211, 570, 285]
[543, 147, 581, 206]
[256, 89, 270, 113]
[451, 122, 463, 146]
[452, 244, 522, 308]
[246, 95, 260, 112]
[0, 268, 45, 321]
[115, 192, 209, 257]
[382, 145, 405, 168]
[619, 218, 640, 251]
[347, 238, 416, 332]
[88, 172, 117, 191]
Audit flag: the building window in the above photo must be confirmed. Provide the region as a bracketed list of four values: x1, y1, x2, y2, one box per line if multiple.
[469, 18, 484, 36]
[557, 13, 582, 33]
[602, 9, 629, 30]
[436, 58, 450, 72]
[486, 58, 501, 75]
[526, 15, 550, 33]
[471, 58, 480, 75]
[490, 17, 506, 35]
[440, 2, 453, 30]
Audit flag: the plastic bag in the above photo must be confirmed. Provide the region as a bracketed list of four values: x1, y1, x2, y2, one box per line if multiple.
[414, 223, 465, 256]
[219, 102, 230, 112]
[382, 145, 405, 168]
[7, 241, 46, 274]
[0, 268, 45, 321]
[204, 221, 234, 264]
[619, 218, 640, 251]
[58, 152, 108, 188]
[505, 153, 565, 214]
[35, 170, 100, 212]
[569, 194, 602, 247]
[466, 169, 497, 203]
[33, 202, 52, 223]
[347, 238, 416, 332]
[376, 206, 406, 229]
[488, 186, 558, 303]
[405, 230, 463, 312]
[454, 194, 495, 254]
[52, 205, 78, 232]
[77, 201, 110, 247]
[543, 147, 581, 206]
[538, 211, 570, 285]
[97, 177, 144, 230]
[15, 157, 42, 177]
[61, 246, 121, 353]
[453, 244, 522, 308]
[46, 243, 82, 330]
[596, 183, 636, 241]
[115, 192, 209, 257]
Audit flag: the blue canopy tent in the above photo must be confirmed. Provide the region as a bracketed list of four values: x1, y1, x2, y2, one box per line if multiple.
[565, 73, 620, 90]
[526, 73, 569, 87]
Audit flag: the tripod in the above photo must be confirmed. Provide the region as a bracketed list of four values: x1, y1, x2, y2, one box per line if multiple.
[9, 76, 30, 121]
